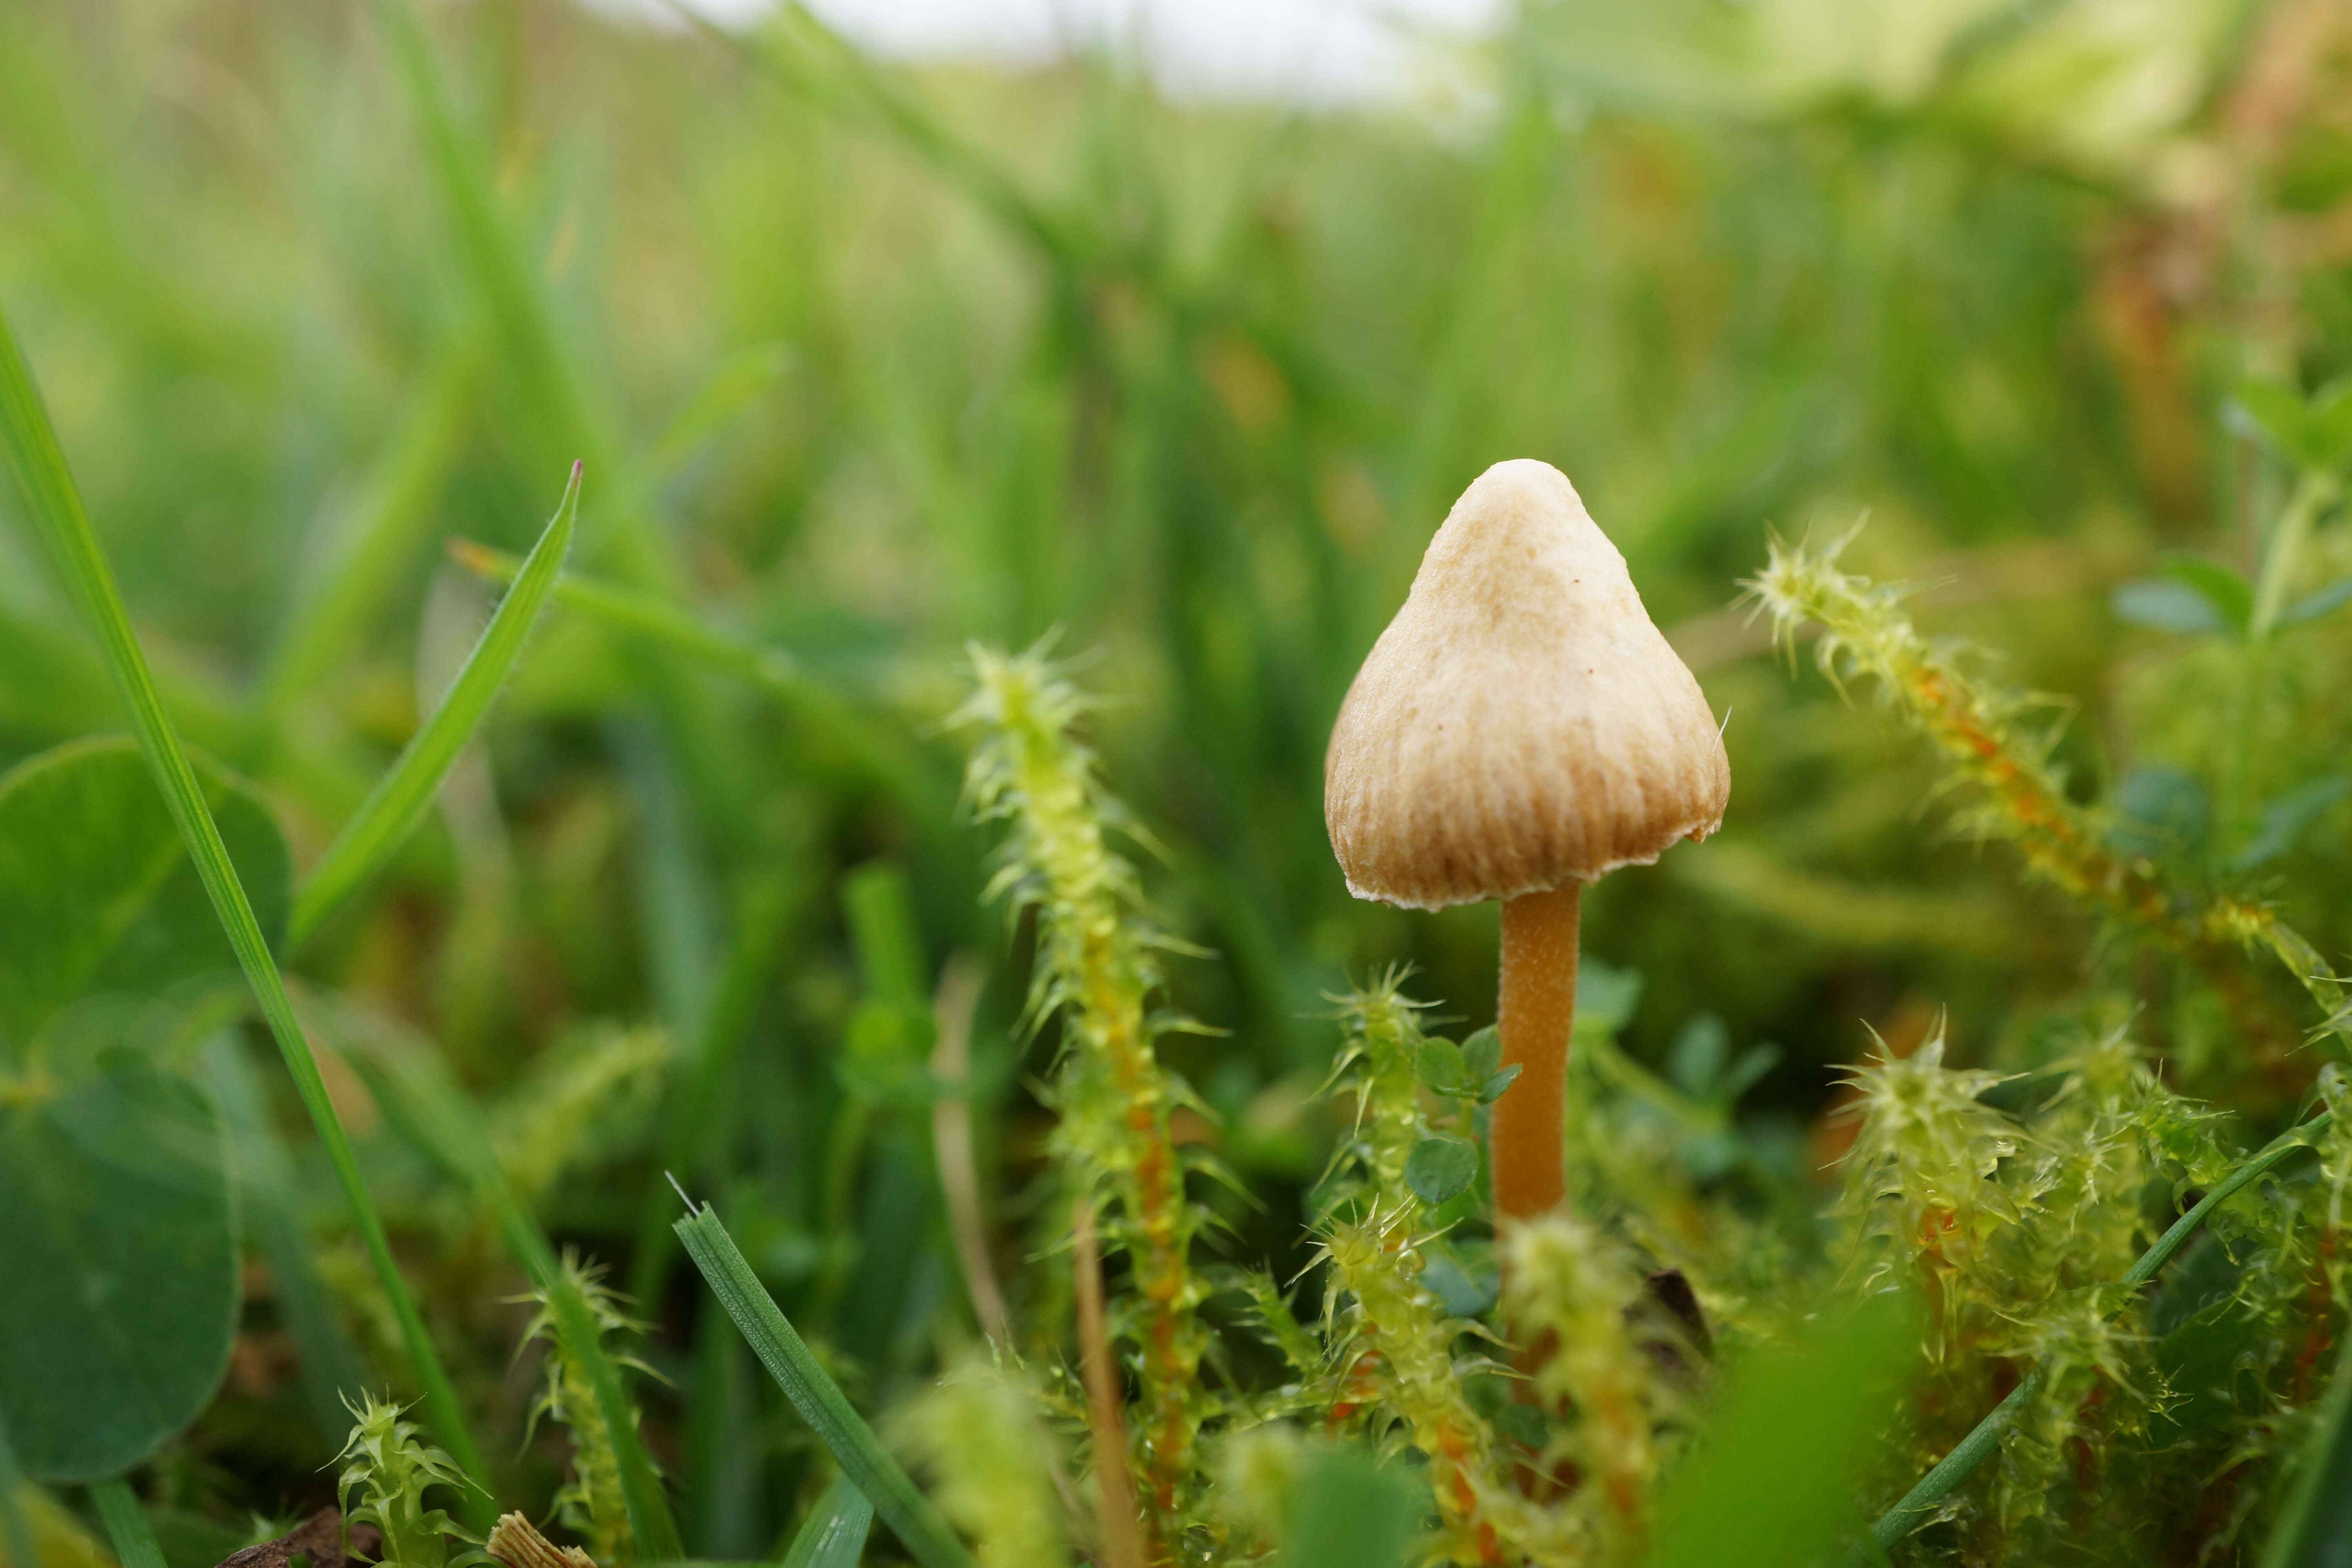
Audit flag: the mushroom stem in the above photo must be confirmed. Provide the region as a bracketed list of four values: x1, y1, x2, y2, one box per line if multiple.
[1494, 883, 1579, 1221]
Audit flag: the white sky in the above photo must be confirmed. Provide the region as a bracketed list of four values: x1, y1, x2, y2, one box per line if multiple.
[628, 0, 1507, 103]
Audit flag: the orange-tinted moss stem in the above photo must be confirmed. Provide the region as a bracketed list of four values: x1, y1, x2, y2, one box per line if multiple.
[1494, 884, 1579, 1223]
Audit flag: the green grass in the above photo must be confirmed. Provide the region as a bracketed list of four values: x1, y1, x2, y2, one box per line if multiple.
[0, 0, 2350, 1563]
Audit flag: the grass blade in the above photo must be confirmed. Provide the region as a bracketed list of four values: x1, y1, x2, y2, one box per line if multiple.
[200, 1036, 372, 1439]
[779, 1476, 873, 1568]
[261, 340, 479, 721]
[0, 1415, 34, 1568]
[2259, 1333, 2352, 1568]
[0, 299, 494, 1517]
[1859, 1111, 2336, 1555]
[342, 1038, 683, 1561]
[628, 863, 808, 1308]
[671, 1203, 974, 1568]
[447, 541, 957, 838]
[89, 1480, 165, 1568]
[289, 461, 578, 944]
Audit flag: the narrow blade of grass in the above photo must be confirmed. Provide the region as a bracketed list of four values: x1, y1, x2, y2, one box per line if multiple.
[1859, 1110, 2336, 1555]
[0, 299, 494, 1518]
[339, 1038, 683, 1562]
[671, 1202, 974, 1568]
[779, 1475, 873, 1568]
[289, 462, 578, 944]
[2258, 1330, 2352, 1567]
[260, 339, 479, 721]
[628, 863, 808, 1308]
[448, 541, 957, 838]
[370, 0, 599, 468]
[0, 1415, 35, 1568]
[200, 1036, 372, 1438]
[89, 1480, 166, 1568]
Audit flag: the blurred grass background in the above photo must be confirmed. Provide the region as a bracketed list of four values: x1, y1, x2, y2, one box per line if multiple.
[4, 0, 2352, 1548]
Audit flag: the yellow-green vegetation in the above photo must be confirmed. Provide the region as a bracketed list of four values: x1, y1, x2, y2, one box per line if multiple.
[3, 1, 2352, 1566]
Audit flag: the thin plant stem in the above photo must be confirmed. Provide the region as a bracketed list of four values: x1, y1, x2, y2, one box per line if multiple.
[1073, 1200, 1147, 1568]
[0, 301, 495, 1513]
[931, 956, 1013, 1348]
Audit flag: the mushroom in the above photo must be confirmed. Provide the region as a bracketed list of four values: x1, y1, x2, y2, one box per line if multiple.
[1325, 459, 1729, 1223]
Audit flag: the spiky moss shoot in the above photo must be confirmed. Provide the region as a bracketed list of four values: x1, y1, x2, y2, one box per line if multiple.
[1327, 973, 1437, 1204]
[1312, 978, 1579, 1568]
[1827, 1021, 2286, 1550]
[895, 1357, 1071, 1567]
[334, 1395, 487, 1568]
[519, 1255, 658, 1566]
[1832, 1025, 2027, 1332]
[1744, 533, 2347, 1059]
[1318, 1209, 1528, 1568]
[1501, 1216, 1679, 1559]
[491, 1024, 671, 1203]
[953, 643, 1212, 1537]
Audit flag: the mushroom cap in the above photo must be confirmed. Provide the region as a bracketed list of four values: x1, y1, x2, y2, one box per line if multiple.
[1325, 459, 1730, 910]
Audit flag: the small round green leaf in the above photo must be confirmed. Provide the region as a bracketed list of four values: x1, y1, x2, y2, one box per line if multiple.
[0, 738, 289, 1054]
[1476, 1063, 1524, 1104]
[1414, 1039, 1465, 1093]
[1459, 1026, 1501, 1082]
[1404, 1137, 1478, 1206]
[0, 1057, 240, 1480]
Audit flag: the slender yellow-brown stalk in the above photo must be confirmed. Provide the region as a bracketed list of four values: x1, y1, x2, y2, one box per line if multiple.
[1496, 886, 1581, 1222]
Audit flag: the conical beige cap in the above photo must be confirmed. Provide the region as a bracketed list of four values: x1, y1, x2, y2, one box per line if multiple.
[1325, 459, 1729, 910]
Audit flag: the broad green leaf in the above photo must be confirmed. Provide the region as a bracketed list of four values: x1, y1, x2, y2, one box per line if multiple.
[0, 1059, 236, 1481]
[1717, 1044, 1781, 1105]
[2314, 379, 2352, 470]
[2112, 764, 2210, 861]
[2279, 578, 2352, 628]
[1404, 1137, 1478, 1205]
[1666, 1013, 1730, 1096]
[2161, 557, 2254, 637]
[0, 740, 288, 1053]
[1575, 959, 1644, 1039]
[0, 296, 492, 1512]
[2230, 776, 2350, 873]
[289, 462, 580, 944]
[1643, 1292, 1916, 1568]
[2112, 577, 2229, 636]
[2232, 381, 2316, 466]
[1283, 1447, 1417, 1568]
[779, 1476, 873, 1568]
[2260, 1336, 2352, 1568]
[672, 1203, 973, 1568]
